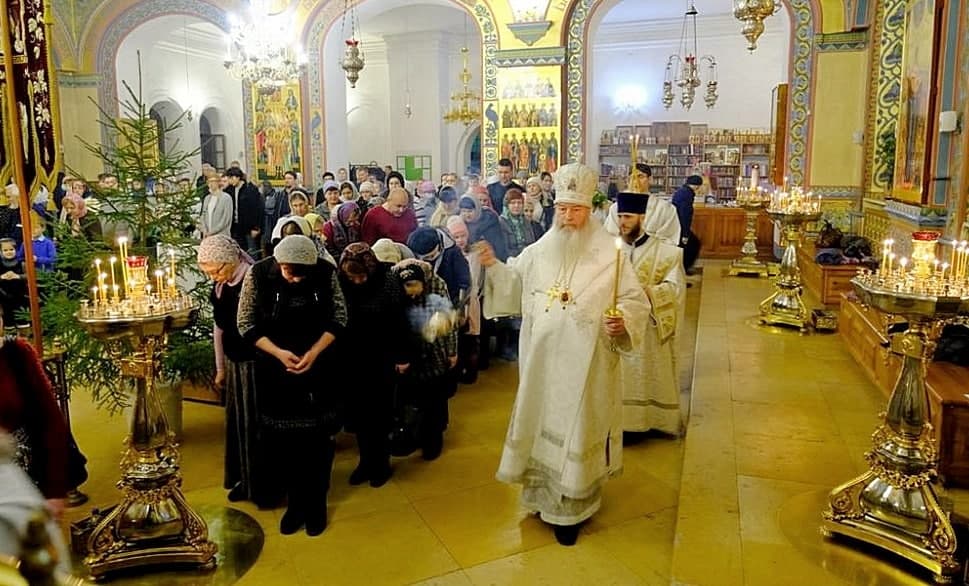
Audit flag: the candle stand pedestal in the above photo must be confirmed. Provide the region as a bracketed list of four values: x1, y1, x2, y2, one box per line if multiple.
[728, 202, 773, 278]
[821, 275, 969, 583]
[72, 301, 217, 580]
[758, 211, 820, 331]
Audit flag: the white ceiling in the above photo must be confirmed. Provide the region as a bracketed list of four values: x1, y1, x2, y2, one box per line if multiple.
[360, 4, 480, 41]
[602, 0, 736, 23]
[122, 14, 224, 60]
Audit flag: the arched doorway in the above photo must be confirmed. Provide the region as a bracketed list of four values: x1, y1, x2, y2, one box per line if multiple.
[565, 0, 818, 184]
[302, 0, 498, 185]
[148, 100, 185, 157]
[456, 122, 482, 177]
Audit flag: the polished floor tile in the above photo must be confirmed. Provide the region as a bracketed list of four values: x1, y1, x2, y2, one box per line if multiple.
[462, 541, 646, 586]
[411, 482, 555, 568]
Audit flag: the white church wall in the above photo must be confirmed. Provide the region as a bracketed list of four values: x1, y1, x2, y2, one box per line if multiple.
[587, 13, 791, 167]
[116, 16, 245, 176]
[324, 7, 481, 182]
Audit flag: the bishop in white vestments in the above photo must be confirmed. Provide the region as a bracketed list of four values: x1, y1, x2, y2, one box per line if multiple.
[612, 193, 686, 435]
[478, 163, 649, 545]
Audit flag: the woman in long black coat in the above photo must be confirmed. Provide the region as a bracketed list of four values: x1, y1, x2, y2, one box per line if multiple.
[237, 235, 347, 536]
[336, 243, 410, 487]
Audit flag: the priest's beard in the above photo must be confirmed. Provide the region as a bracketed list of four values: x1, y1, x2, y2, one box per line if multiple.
[547, 217, 596, 268]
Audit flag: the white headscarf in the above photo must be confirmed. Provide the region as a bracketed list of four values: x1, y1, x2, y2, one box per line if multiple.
[643, 198, 680, 246]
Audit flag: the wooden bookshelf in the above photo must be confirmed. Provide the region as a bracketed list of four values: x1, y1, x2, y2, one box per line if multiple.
[597, 125, 773, 201]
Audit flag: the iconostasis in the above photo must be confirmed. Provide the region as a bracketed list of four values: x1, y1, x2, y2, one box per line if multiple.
[497, 66, 561, 176]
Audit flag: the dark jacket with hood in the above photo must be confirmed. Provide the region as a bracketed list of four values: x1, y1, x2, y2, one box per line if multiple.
[459, 195, 509, 262]
[408, 228, 471, 306]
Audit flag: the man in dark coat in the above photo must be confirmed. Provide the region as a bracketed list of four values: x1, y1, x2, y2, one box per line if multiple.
[225, 167, 264, 255]
[407, 227, 471, 306]
[671, 175, 702, 271]
[486, 158, 522, 215]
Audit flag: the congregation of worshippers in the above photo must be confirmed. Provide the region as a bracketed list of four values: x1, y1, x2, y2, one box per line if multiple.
[0, 157, 696, 546]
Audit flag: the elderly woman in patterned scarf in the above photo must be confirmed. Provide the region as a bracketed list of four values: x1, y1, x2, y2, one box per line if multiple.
[60, 193, 103, 243]
[322, 201, 362, 259]
[197, 235, 270, 506]
[336, 243, 410, 487]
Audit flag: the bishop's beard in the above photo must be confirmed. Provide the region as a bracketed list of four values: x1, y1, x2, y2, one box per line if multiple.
[546, 217, 597, 266]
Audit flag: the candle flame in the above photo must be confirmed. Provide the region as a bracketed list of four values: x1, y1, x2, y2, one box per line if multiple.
[614, 237, 623, 251]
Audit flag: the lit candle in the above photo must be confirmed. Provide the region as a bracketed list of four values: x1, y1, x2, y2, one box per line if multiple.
[91, 286, 99, 305]
[888, 252, 895, 274]
[167, 278, 176, 298]
[881, 240, 889, 269]
[942, 262, 949, 281]
[899, 257, 908, 274]
[750, 165, 759, 190]
[155, 269, 164, 298]
[612, 237, 623, 313]
[94, 258, 102, 287]
[117, 237, 129, 293]
[112, 284, 120, 302]
[146, 284, 153, 299]
[100, 283, 108, 304]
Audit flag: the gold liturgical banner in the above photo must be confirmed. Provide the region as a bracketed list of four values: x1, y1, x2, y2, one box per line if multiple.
[0, 0, 62, 192]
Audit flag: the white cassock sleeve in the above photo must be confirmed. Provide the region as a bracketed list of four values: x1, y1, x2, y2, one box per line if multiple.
[482, 258, 523, 320]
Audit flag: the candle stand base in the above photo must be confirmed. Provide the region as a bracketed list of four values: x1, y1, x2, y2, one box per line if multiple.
[729, 204, 774, 278]
[729, 258, 773, 278]
[758, 212, 819, 331]
[821, 282, 969, 584]
[73, 307, 217, 580]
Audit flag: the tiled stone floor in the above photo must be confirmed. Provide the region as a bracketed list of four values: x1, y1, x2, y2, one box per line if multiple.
[61, 261, 951, 584]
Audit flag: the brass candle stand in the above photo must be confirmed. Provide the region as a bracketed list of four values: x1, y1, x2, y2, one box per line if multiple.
[71, 248, 217, 579]
[822, 263, 969, 583]
[729, 188, 772, 277]
[758, 210, 820, 330]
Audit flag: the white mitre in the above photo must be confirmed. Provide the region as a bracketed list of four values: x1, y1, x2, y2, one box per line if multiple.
[553, 163, 598, 208]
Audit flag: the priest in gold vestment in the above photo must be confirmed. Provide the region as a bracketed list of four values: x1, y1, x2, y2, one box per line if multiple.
[477, 164, 649, 545]
[613, 193, 686, 435]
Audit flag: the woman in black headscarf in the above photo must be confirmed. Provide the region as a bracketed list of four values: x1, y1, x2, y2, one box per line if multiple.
[336, 243, 410, 487]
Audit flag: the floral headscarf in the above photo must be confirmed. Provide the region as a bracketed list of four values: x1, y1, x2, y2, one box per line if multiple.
[339, 241, 379, 278]
[326, 201, 361, 252]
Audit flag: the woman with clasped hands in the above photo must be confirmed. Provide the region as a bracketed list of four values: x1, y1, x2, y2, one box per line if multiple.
[237, 235, 348, 537]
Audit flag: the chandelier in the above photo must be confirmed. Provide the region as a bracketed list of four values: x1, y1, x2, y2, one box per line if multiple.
[339, 0, 365, 87]
[443, 46, 482, 126]
[733, 0, 781, 52]
[662, 1, 718, 111]
[224, 0, 307, 95]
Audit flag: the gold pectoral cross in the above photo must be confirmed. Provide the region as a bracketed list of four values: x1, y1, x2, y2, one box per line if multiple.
[545, 282, 573, 312]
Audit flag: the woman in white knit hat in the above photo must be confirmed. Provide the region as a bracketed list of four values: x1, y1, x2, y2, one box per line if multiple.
[237, 235, 348, 537]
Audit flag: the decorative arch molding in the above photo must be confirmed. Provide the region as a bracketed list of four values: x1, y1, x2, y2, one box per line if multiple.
[94, 0, 230, 146]
[301, 0, 499, 185]
[563, 0, 820, 185]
